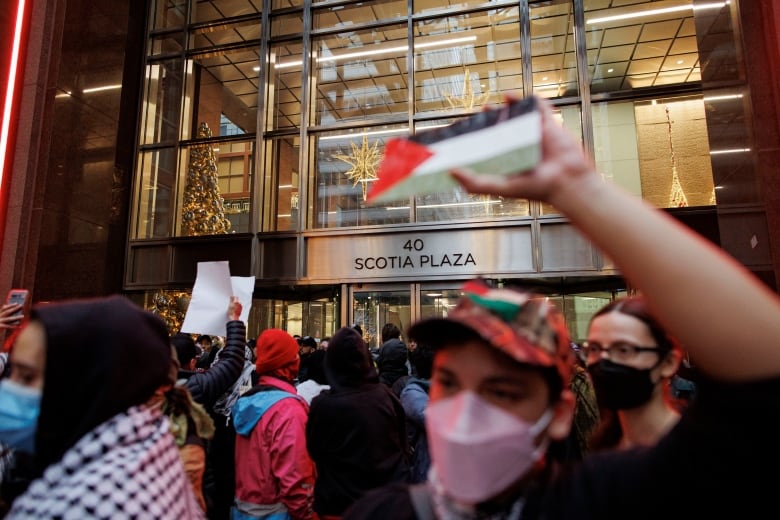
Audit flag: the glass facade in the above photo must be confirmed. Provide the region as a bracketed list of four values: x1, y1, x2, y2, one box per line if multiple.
[129, 0, 742, 335]
[134, 0, 724, 240]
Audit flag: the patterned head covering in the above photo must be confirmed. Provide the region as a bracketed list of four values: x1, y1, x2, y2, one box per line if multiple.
[408, 279, 573, 383]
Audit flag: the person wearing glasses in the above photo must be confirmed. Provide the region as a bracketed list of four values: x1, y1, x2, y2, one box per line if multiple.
[580, 296, 683, 451]
[342, 96, 780, 519]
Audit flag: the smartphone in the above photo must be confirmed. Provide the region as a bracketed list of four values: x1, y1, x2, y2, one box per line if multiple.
[6, 289, 30, 326]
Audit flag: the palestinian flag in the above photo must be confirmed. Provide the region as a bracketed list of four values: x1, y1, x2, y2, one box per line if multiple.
[366, 96, 542, 204]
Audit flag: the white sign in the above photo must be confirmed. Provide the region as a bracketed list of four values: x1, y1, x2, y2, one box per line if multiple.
[180, 261, 255, 336]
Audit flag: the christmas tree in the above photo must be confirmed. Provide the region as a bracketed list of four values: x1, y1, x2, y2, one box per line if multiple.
[149, 290, 191, 333]
[181, 122, 232, 235]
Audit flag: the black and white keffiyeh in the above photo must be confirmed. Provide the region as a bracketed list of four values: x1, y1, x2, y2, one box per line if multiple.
[7, 405, 203, 519]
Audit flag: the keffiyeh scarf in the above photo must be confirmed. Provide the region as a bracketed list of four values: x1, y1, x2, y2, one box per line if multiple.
[7, 405, 203, 519]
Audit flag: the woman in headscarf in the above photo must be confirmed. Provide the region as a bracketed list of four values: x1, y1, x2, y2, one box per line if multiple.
[0, 295, 202, 518]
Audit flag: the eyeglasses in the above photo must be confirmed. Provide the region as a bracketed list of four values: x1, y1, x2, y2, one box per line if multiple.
[580, 340, 661, 364]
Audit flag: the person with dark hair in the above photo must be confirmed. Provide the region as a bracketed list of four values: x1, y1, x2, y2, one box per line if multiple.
[172, 297, 246, 520]
[0, 296, 202, 518]
[195, 335, 213, 369]
[343, 96, 780, 519]
[161, 346, 215, 513]
[583, 295, 683, 451]
[398, 342, 435, 483]
[306, 326, 409, 518]
[377, 323, 408, 388]
[297, 335, 318, 383]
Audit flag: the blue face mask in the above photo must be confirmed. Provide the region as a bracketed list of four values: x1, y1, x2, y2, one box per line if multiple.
[0, 378, 42, 453]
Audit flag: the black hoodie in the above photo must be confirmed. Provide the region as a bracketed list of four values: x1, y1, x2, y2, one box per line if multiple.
[306, 327, 410, 516]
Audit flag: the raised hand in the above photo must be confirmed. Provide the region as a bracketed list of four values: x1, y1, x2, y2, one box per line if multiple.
[228, 296, 243, 321]
[0, 303, 24, 330]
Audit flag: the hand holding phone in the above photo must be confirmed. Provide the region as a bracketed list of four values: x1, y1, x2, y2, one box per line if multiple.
[3, 289, 30, 329]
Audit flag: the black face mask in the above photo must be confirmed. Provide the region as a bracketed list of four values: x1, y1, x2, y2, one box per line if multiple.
[587, 359, 658, 410]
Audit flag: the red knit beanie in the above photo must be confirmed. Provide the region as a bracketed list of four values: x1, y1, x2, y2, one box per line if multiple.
[255, 329, 300, 378]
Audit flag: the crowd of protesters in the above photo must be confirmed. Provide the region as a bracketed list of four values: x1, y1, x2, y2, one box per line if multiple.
[0, 95, 776, 519]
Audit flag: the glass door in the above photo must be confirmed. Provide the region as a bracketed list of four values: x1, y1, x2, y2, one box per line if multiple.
[350, 286, 411, 352]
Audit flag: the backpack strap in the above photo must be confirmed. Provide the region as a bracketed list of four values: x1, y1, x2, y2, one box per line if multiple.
[408, 483, 435, 520]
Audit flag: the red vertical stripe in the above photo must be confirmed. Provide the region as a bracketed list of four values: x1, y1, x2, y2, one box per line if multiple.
[0, 0, 31, 249]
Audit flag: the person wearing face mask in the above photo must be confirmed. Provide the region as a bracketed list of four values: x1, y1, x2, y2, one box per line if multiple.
[342, 96, 780, 519]
[583, 296, 683, 451]
[0, 295, 203, 518]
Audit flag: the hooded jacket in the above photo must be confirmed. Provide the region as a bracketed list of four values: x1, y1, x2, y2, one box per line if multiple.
[376, 338, 409, 388]
[8, 296, 202, 518]
[306, 327, 410, 516]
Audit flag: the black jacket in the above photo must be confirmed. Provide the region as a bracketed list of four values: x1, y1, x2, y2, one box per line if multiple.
[178, 320, 246, 411]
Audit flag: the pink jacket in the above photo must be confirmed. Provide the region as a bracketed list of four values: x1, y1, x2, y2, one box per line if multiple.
[233, 376, 315, 519]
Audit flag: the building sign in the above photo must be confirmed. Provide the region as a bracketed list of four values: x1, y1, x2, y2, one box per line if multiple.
[306, 227, 534, 280]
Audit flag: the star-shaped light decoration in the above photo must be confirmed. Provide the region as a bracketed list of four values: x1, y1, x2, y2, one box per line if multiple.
[445, 68, 491, 111]
[332, 135, 382, 201]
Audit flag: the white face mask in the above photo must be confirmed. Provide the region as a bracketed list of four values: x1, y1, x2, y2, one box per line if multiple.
[425, 390, 552, 505]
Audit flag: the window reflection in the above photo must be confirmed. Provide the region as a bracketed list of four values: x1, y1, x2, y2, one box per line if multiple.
[585, 0, 711, 93]
[190, 0, 261, 24]
[268, 136, 300, 231]
[182, 46, 260, 140]
[270, 42, 303, 131]
[592, 96, 714, 209]
[134, 148, 182, 238]
[314, 128, 410, 228]
[530, 0, 577, 98]
[420, 288, 463, 320]
[414, 8, 521, 116]
[313, 24, 409, 125]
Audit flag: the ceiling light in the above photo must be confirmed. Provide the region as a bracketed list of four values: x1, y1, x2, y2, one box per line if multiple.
[710, 148, 750, 154]
[607, 68, 614, 73]
[703, 93, 743, 101]
[587, 2, 727, 24]
[276, 35, 477, 69]
[82, 84, 122, 94]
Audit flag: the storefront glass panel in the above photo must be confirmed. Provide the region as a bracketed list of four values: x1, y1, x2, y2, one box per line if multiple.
[312, 24, 409, 125]
[140, 59, 184, 146]
[313, 0, 407, 30]
[313, 126, 411, 228]
[591, 96, 714, 210]
[584, 0, 706, 94]
[149, 0, 186, 31]
[540, 104, 583, 215]
[269, 41, 304, 130]
[133, 147, 183, 238]
[191, 0, 261, 25]
[352, 289, 411, 351]
[271, 12, 304, 38]
[530, 0, 577, 99]
[149, 34, 185, 56]
[250, 298, 339, 341]
[189, 18, 261, 49]
[267, 135, 301, 231]
[414, 8, 520, 117]
[182, 46, 261, 140]
[419, 288, 464, 321]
